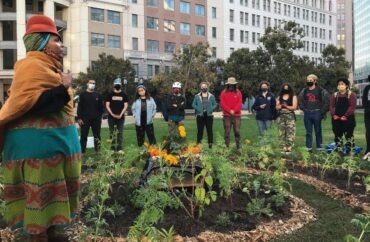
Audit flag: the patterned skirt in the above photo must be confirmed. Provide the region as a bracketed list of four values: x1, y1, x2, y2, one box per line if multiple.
[2, 111, 81, 235]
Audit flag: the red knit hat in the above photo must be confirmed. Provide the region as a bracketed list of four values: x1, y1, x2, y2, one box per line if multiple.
[25, 15, 60, 37]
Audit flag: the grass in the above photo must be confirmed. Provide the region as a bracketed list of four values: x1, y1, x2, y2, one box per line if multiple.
[271, 179, 366, 242]
[84, 113, 367, 155]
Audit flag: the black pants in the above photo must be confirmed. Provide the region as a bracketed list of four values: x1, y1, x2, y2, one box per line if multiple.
[108, 117, 124, 151]
[332, 118, 355, 150]
[365, 112, 370, 153]
[80, 118, 101, 153]
[196, 114, 213, 146]
[135, 123, 156, 146]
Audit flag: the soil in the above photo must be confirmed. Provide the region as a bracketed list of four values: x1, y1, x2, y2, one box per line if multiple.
[97, 183, 293, 238]
[286, 161, 369, 203]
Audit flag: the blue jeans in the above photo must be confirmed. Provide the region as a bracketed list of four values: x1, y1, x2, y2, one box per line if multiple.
[256, 120, 272, 137]
[303, 111, 322, 149]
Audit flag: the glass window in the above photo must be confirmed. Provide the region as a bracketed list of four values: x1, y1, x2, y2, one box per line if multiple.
[91, 8, 104, 22]
[148, 64, 153, 76]
[180, 1, 190, 14]
[164, 20, 176, 32]
[133, 64, 139, 76]
[212, 7, 216, 18]
[212, 47, 216, 57]
[164, 42, 176, 53]
[164, 0, 175, 11]
[147, 39, 159, 53]
[146, 16, 159, 30]
[132, 14, 138, 27]
[230, 28, 234, 41]
[212, 27, 217, 38]
[195, 4, 205, 16]
[196, 25, 205, 36]
[108, 35, 120, 48]
[240, 30, 244, 42]
[229, 9, 234, 22]
[155, 65, 160, 75]
[180, 22, 190, 35]
[147, 0, 158, 7]
[132, 37, 138, 50]
[107, 10, 120, 24]
[91, 33, 105, 47]
[240, 11, 244, 24]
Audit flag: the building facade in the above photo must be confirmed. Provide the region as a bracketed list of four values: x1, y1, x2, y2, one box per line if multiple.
[336, 0, 353, 83]
[354, 0, 370, 85]
[207, 0, 337, 63]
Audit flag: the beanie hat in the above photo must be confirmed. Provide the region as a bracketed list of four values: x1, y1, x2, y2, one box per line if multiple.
[25, 15, 60, 38]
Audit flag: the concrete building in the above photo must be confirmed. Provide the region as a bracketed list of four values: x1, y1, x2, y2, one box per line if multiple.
[207, 0, 337, 62]
[336, 0, 353, 83]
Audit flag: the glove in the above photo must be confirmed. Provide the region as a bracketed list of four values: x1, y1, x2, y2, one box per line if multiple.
[333, 115, 340, 120]
[340, 116, 348, 121]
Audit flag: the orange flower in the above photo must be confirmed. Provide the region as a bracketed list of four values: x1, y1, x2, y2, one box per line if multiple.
[193, 146, 201, 154]
[143, 142, 149, 148]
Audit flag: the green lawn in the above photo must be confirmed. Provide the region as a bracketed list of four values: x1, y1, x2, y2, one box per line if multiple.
[83, 113, 367, 154]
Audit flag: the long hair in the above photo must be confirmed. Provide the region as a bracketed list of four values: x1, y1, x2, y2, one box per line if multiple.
[135, 87, 151, 100]
[278, 83, 295, 101]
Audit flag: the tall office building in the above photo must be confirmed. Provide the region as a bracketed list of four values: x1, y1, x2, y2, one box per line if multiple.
[207, 0, 337, 63]
[354, 0, 370, 85]
[336, 0, 353, 82]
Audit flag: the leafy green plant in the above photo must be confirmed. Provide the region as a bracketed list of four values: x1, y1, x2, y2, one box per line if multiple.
[345, 214, 370, 242]
[215, 212, 232, 226]
[342, 155, 360, 190]
[246, 198, 273, 219]
[317, 152, 339, 180]
[363, 175, 370, 194]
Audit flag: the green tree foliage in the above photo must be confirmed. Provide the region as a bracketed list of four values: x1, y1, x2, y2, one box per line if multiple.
[74, 53, 135, 97]
[224, 21, 350, 96]
[150, 42, 217, 99]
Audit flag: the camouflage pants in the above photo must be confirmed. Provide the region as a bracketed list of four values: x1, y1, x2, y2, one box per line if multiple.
[168, 120, 184, 137]
[277, 112, 296, 147]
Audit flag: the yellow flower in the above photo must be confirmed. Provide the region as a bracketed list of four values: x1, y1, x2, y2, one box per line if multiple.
[178, 125, 186, 132]
[143, 142, 149, 148]
[179, 130, 186, 138]
[165, 154, 178, 165]
[106, 139, 112, 144]
[244, 139, 252, 145]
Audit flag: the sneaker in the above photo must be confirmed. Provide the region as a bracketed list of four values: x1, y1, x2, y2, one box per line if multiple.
[117, 150, 125, 155]
[316, 147, 325, 152]
[305, 147, 313, 152]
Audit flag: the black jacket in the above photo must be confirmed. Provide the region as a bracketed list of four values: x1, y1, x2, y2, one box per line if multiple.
[166, 94, 186, 116]
[252, 92, 277, 121]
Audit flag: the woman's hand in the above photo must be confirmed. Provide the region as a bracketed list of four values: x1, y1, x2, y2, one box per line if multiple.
[59, 70, 72, 89]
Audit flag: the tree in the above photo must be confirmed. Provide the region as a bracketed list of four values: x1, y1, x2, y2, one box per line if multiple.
[150, 42, 217, 106]
[74, 53, 134, 98]
[316, 44, 351, 92]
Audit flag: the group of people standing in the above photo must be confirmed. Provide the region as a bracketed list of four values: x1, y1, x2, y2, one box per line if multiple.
[251, 74, 358, 155]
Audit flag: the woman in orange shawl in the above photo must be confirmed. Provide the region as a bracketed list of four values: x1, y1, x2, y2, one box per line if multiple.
[0, 15, 81, 241]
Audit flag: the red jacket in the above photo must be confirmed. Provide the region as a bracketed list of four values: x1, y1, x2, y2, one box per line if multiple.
[220, 90, 242, 116]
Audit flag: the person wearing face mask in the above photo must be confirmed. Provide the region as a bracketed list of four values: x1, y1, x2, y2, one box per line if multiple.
[298, 74, 330, 151]
[105, 79, 129, 152]
[276, 83, 298, 153]
[166, 82, 186, 137]
[132, 85, 157, 147]
[220, 77, 243, 150]
[77, 79, 104, 154]
[329, 78, 357, 153]
[0, 15, 81, 241]
[252, 81, 277, 137]
[192, 82, 217, 148]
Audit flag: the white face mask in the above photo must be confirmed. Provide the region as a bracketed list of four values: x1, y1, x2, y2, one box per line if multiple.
[88, 83, 95, 90]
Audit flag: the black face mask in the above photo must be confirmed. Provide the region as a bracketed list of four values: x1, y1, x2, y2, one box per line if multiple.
[306, 82, 314, 87]
[228, 85, 236, 91]
[201, 88, 208, 93]
[282, 89, 290, 94]
[260, 88, 268, 92]
[114, 85, 121, 90]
